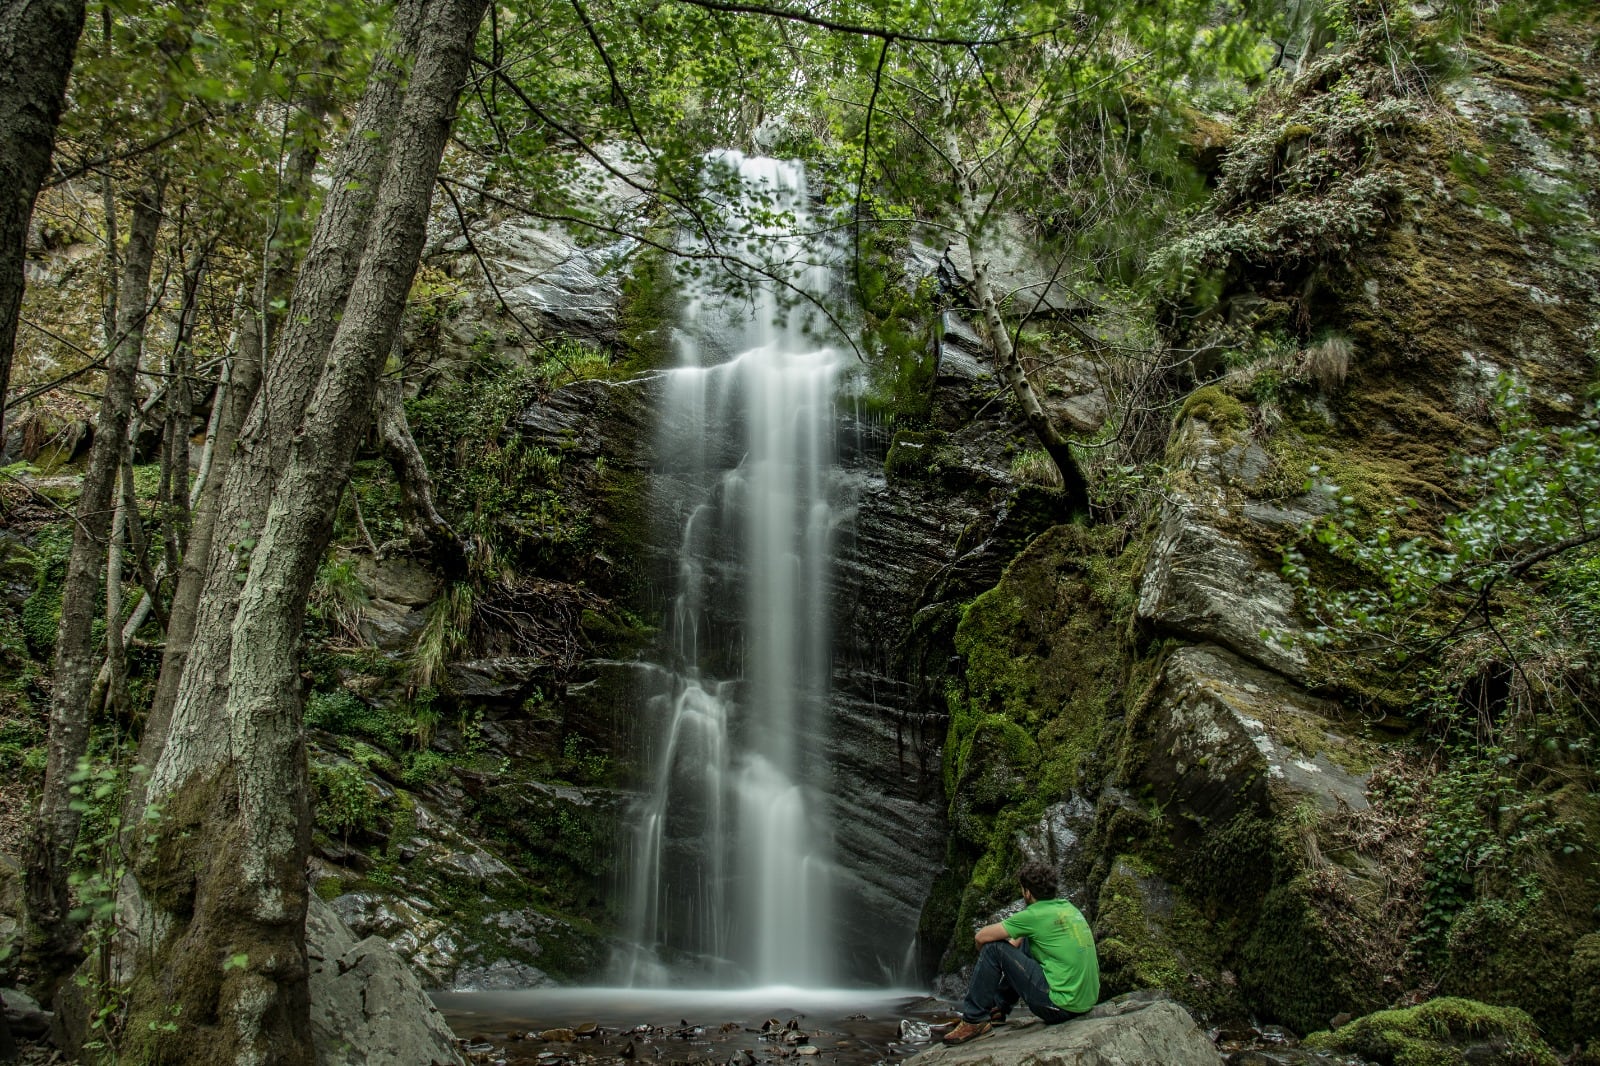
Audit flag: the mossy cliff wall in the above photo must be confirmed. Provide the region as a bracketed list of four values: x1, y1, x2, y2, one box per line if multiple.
[918, 12, 1600, 1051]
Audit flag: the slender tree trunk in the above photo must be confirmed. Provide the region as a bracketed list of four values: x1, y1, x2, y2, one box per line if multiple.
[128, 1, 486, 1059]
[937, 92, 1091, 514]
[23, 174, 164, 989]
[103, 455, 131, 718]
[0, 0, 87, 450]
[163, 243, 207, 569]
[375, 374, 465, 574]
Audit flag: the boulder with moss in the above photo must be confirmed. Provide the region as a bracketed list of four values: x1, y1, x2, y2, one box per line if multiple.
[1302, 997, 1561, 1066]
[1098, 643, 1393, 1030]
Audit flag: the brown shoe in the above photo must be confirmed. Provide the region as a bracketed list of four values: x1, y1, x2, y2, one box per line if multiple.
[941, 1020, 992, 1045]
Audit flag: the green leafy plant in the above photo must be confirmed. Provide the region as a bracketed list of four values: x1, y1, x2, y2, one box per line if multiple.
[312, 762, 383, 842]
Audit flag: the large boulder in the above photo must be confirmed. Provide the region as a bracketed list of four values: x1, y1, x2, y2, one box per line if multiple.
[1105, 643, 1393, 1032]
[306, 895, 464, 1066]
[912, 995, 1223, 1066]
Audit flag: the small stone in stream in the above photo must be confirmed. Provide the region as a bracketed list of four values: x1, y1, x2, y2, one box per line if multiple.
[795, 1048, 818, 1056]
[576, 1022, 599, 1037]
[844, 1013, 868, 1021]
[720, 1022, 739, 1033]
[761, 1019, 781, 1033]
[897, 1020, 932, 1043]
[541, 1028, 578, 1042]
[785, 1018, 801, 1031]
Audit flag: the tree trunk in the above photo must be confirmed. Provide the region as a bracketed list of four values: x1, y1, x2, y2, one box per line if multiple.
[937, 92, 1091, 514]
[162, 242, 208, 570]
[144, 0, 427, 783]
[375, 374, 465, 575]
[23, 174, 164, 989]
[128, 0, 486, 1059]
[0, 0, 87, 449]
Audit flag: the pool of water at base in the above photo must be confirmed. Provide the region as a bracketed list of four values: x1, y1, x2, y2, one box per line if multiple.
[434, 987, 956, 1066]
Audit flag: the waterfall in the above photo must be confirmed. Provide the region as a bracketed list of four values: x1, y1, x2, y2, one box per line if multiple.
[620, 154, 844, 987]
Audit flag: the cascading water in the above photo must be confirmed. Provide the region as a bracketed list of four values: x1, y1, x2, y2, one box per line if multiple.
[620, 153, 844, 987]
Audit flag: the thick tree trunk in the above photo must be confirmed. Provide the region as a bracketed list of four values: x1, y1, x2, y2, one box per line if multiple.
[0, 0, 87, 449]
[128, 0, 486, 1059]
[145, 0, 427, 783]
[23, 175, 164, 988]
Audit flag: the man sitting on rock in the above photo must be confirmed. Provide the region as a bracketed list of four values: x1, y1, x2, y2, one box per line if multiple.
[941, 861, 1100, 1045]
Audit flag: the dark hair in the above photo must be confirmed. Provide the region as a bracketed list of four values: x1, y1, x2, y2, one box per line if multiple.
[1018, 861, 1057, 901]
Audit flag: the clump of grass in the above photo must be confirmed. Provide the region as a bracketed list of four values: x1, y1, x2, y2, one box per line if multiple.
[1010, 448, 1064, 489]
[1304, 332, 1353, 393]
[310, 557, 370, 648]
[411, 581, 473, 692]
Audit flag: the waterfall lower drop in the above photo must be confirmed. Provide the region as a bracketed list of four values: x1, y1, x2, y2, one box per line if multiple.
[621, 153, 844, 988]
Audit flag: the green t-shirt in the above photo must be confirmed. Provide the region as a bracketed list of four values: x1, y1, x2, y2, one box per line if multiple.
[1001, 898, 1100, 1012]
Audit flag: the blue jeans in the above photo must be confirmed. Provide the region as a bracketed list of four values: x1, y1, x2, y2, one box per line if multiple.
[960, 941, 1078, 1024]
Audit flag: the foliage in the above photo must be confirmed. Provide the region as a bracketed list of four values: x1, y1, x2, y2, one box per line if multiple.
[304, 689, 404, 751]
[58, 753, 162, 1062]
[1419, 740, 1584, 956]
[1284, 378, 1600, 971]
[1157, 26, 1423, 304]
[20, 525, 73, 658]
[311, 762, 384, 842]
[407, 358, 578, 564]
[1285, 379, 1600, 709]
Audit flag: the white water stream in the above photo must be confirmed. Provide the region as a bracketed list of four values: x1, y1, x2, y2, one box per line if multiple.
[619, 154, 846, 987]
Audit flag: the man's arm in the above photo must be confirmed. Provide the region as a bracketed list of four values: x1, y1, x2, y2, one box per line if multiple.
[975, 922, 1023, 948]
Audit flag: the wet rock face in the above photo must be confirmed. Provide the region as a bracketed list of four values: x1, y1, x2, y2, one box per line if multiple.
[437, 219, 634, 345]
[1136, 420, 1316, 683]
[826, 334, 1058, 980]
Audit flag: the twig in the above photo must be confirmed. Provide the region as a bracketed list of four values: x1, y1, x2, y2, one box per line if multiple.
[668, 0, 1063, 47]
[349, 483, 380, 556]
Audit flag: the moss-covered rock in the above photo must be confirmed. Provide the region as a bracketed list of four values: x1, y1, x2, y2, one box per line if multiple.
[930, 523, 1135, 968]
[1104, 643, 1396, 1032]
[1093, 855, 1242, 1020]
[1303, 997, 1561, 1066]
[884, 428, 955, 482]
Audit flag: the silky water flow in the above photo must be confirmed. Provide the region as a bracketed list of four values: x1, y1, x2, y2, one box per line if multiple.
[619, 154, 846, 988]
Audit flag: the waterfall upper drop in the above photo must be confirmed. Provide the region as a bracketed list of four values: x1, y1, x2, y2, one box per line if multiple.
[622, 154, 846, 987]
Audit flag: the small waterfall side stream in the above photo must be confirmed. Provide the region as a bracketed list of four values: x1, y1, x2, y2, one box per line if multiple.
[619, 153, 846, 987]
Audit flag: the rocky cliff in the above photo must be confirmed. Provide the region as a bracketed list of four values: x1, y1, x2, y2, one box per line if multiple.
[920, 10, 1600, 1057]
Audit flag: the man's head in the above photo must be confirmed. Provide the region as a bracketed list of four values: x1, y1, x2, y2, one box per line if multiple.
[1018, 861, 1057, 903]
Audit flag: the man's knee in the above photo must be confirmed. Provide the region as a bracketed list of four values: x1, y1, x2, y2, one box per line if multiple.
[978, 941, 1012, 962]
